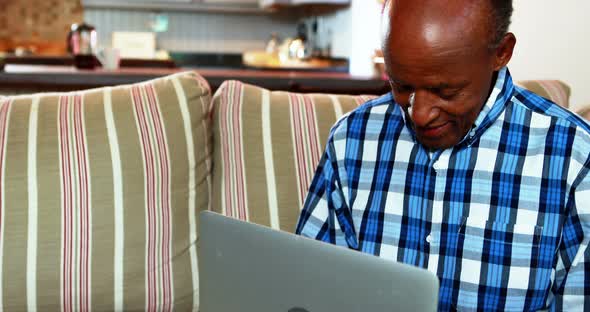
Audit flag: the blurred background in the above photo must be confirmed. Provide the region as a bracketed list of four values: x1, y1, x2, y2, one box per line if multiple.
[0, 0, 588, 106]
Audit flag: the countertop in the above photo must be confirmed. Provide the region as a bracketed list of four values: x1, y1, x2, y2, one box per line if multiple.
[0, 64, 390, 95]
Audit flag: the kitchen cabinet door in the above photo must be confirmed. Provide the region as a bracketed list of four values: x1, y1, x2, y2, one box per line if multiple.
[200, 0, 258, 8]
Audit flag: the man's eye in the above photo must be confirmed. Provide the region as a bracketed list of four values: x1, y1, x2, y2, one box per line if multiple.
[392, 84, 412, 93]
[437, 90, 460, 100]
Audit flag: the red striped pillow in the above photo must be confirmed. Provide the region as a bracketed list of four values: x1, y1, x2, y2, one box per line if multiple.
[0, 71, 210, 311]
[210, 80, 376, 232]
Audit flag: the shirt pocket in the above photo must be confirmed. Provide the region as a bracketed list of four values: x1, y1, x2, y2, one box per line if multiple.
[455, 218, 553, 311]
[460, 218, 543, 253]
[458, 218, 553, 269]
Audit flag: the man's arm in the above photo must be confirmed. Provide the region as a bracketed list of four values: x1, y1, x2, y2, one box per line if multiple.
[551, 162, 590, 310]
[295, 138, 358, 250]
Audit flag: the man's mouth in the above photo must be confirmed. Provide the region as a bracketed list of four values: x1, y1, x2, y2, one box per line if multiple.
[418, 122, 451, 138]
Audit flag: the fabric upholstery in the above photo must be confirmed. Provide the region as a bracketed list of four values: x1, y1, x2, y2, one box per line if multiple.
[576, 105, 590, 121]
[515, 80, 571, 108]
[210, 80, 376, 233]
[0, 71, 210, 311]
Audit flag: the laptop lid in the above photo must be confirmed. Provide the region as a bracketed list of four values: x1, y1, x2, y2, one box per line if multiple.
[198, 211, 439, 312]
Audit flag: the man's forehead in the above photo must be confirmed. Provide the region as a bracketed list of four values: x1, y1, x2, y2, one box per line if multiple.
[387, 0, 492, 49]
[388, 73, 469, 89]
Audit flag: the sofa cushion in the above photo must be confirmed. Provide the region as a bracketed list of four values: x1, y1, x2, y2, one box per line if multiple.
[576, 105, 590, 121]
[515, 80, 571, 108]
[0, 71, 210, 311]
[210, 80, 376, 232]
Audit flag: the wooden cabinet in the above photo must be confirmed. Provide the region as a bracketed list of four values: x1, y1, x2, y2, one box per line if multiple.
[201, 0, 260, 10]
[0, 0, 83, 55]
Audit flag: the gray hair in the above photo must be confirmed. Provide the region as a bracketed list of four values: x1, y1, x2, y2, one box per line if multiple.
[489, 0, 514, 48]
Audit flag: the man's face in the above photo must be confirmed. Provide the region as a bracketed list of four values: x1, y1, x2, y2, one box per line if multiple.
[384, 0, 509, 150]
[386, 46, 496, 149]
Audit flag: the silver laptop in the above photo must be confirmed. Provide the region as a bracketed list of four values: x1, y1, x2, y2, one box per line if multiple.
[198, 211, 439, 312]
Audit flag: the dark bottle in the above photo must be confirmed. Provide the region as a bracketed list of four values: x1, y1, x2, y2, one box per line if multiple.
[67, 23, 98, 69]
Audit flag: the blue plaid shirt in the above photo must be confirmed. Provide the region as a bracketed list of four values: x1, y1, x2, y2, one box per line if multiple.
[296, 68, 590, 311]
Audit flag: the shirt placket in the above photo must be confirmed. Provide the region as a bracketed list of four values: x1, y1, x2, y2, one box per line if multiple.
[423, 149, 450, 271]
[414, 149, 434, 267]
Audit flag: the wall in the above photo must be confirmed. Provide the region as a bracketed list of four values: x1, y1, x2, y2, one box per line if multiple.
[509, 0, 590, 109]
[320, 9, 351, 61]
[323, 0, 382, 77]
[348, 0, 382, 77]
[84, 8, 298, 53]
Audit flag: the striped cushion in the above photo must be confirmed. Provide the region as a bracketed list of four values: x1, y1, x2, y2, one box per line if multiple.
[0, 71, 210, 311]
[575, 105, 590, 121]
[516, 80, 571, 108]
[210, 80, 375, 232]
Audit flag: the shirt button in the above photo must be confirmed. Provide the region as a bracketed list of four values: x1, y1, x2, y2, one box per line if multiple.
[426, 234, 432, 243]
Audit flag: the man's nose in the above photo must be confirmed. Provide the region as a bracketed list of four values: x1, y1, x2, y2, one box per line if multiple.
[409, 91, 439, 127]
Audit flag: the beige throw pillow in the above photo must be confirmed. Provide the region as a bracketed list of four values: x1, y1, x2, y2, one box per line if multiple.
[0, 71, 211, 311]
[210, 80, 376, 232]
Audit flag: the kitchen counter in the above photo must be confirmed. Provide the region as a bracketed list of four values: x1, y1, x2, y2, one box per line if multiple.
[0, 64, 390, 95]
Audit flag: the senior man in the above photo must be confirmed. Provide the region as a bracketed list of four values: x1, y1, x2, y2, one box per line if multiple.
[296, 0, 590, 310]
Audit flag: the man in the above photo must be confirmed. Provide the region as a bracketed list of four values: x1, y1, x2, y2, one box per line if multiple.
[295, 0, 590, 310]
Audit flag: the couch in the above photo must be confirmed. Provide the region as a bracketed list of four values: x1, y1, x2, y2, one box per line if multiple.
[0, 70, 583, 311]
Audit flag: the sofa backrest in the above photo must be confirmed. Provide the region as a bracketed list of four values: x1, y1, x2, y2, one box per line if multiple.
[577, 105, 590, 120]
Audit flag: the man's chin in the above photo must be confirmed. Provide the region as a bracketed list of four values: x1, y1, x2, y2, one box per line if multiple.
[416, 136, 458, 150]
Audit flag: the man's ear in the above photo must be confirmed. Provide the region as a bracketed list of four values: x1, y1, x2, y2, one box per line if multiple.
[493, 32, 516, 71]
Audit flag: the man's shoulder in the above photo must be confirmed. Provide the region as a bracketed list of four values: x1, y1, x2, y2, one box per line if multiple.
[511, 86, 590, 162]
[512, 85, 590, 134]
[329, 93, 401, 138]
